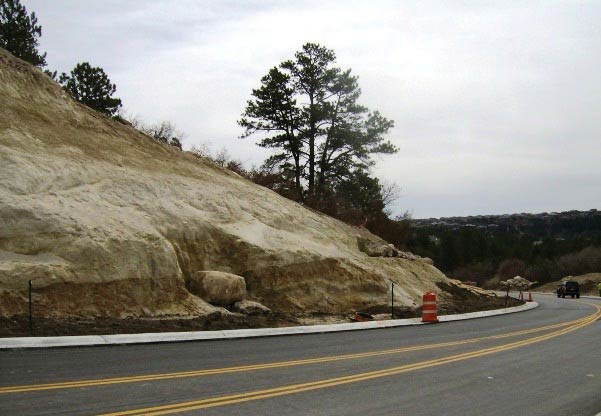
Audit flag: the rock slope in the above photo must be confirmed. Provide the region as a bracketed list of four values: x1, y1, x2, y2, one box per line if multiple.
[0, 48, 464, 320]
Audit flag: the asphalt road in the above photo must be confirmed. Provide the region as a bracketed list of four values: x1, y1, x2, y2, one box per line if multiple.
[1, 295, 600, 416]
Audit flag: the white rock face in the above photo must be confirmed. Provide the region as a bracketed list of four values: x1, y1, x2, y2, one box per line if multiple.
[0, 48, 454, 318]
[232, 300, 271, 315]
[187, 271, 246, 306]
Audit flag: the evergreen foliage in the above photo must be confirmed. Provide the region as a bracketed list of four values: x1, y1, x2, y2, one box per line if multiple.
[0, 0, 46, 66]
[239, 43, 397, 203]
[59, 62, 122, 116]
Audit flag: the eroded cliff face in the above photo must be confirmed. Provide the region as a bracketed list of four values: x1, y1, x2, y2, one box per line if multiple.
[0, 48, 455, 319]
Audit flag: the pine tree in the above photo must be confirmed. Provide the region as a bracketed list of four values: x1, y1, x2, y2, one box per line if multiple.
[59, 62, 122, 116]
[239, 43, 397, 202]
[0, 0, 46, 67]
[239, 67, 304, 201]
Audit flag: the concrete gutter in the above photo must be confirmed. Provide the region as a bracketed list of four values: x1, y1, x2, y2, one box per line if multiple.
[533, 291, 600, 300]
[0, 302, 538, 349]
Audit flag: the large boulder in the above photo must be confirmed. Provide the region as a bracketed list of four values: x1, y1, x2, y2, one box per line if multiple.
[232, 300, 271, 316]
[358, 238, 398, 257]
[187, 271, 246, 306]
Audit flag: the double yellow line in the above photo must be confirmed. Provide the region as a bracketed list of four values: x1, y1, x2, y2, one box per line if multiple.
[0, 312, 594, 395]
[99, 302, 601, 415]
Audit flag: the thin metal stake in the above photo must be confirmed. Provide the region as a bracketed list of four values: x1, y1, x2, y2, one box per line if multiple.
[29, 280, 33, 336]
[391, 282, 394, 319]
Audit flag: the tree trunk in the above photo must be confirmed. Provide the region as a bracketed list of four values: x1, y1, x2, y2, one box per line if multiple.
[294, 152, 303, 202]
[308, 93, 315, 196]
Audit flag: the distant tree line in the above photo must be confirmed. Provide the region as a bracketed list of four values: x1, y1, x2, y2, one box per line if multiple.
[408, 218, 601, 286]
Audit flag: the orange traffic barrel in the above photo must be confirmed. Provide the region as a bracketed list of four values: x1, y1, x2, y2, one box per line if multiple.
[422, 292, 439, 323]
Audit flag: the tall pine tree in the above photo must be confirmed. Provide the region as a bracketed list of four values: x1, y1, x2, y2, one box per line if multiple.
[239, 43, 397, 203]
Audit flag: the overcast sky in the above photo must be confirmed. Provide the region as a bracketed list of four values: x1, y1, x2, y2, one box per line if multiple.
[25, 0, 601, 218]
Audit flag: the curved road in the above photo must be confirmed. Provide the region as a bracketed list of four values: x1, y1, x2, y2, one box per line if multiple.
[1, 295, 600, 416]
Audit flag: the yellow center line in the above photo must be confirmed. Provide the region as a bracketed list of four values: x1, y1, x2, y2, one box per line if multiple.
[99, 302, 601, 416]
[0, 310, 595, 394]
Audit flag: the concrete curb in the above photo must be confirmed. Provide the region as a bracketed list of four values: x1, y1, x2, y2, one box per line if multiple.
[0, 302, 538, 349]
[533, 291, 601, 300]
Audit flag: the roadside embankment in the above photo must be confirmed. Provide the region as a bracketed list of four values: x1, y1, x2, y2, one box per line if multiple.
[0, 301, 537, 349]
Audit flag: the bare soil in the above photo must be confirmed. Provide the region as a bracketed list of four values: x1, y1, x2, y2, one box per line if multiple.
[435, 282, 522, 314]
[0, 313, 300, 337]
[0, 287, 523, 337]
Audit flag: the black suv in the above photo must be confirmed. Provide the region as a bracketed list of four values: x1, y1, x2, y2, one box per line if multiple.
[557, 281, 580, 299]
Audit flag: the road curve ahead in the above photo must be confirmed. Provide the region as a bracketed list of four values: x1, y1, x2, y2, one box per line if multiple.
[1, 295, 600, 416]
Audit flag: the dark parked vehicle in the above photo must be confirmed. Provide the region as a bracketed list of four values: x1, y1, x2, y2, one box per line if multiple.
[556, 281, 580, 298]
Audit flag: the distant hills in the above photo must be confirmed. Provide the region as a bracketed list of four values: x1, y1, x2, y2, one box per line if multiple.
[407, 209, 601, 285]
[413, 209, 601, 239]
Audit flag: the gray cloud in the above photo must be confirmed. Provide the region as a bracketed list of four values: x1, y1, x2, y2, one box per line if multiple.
[25, 0, 601, 217]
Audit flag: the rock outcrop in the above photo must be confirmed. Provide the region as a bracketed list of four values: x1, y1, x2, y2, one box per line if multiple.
[0, 48, 467, 319]
[358, 237, 398, 257]
[187, 271, 246, 306]
[232, 300, 271, 316]
[357, 237, 433, 263]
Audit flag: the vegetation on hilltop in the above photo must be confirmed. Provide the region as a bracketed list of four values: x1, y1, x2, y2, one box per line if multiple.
[239, 43, 397, 203]
[2, 1, 409, 246]
[1, 0, 125, 117]
[0, 0, 46, 67]
[58, 62, 123, 116]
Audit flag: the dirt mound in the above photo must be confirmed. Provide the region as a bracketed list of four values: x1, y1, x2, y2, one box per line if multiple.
[0, 48, 492, 324]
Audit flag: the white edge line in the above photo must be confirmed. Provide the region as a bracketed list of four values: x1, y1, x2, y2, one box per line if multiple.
[0, 302, 539, 349]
